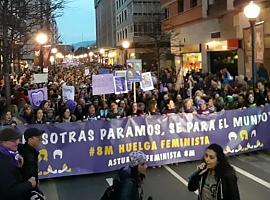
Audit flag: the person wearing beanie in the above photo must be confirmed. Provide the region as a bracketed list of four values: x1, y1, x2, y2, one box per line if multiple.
[188, 143, 240, 200]
[0, 128, 36, 200]
[18, 127, 45, 199]
[114, 151, 149, 200]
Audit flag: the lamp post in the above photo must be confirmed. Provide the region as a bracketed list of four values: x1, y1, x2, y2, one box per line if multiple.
[244, 1, 261, 92]
[89, 51, 94, 62]
[50, 47, 58, 71]
[99, 48, 105, 63]
[36, 32, 48, 73]
[122, 40, 130, 66]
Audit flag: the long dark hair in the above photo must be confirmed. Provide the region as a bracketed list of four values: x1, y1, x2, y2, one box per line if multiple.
[130, 166, 145, 187]
[206, 143, 236, 179]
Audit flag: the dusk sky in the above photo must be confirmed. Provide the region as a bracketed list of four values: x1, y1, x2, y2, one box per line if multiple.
[56, 0, 96, 44]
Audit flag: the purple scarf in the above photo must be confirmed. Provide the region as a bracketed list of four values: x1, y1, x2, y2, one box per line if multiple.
[0, 145, 19, 167]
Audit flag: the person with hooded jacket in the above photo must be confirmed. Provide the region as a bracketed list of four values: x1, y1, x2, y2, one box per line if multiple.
[114, 151, 149, 200]
[188, 143, 240, 200]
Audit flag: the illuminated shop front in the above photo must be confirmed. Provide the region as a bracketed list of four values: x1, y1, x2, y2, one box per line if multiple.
[206, 39, 239, 76]
[182, 53, 202, 74]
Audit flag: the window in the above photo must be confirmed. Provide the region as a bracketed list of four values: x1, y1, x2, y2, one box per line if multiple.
[124, 10, 127, 20]
[190, 0, 197, 8]
[164, 7, 169, 19]
[125, 28, 128, 38]
[178, 0, 184, 13]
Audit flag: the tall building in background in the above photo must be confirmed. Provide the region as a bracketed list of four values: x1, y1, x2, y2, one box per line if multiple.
[115, 0, 167, 69]
[95, 0, 169, 69]
[161, 0, 270, 78]
[95, 0, 116, 48]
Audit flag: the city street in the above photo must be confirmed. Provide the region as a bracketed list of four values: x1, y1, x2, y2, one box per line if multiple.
[41, 150, 270, 200]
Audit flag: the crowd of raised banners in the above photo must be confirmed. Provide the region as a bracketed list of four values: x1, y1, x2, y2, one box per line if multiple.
[29, 70, 153, 108]
[16, 105, 270, 179]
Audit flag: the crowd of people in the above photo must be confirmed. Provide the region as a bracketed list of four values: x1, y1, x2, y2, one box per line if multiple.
[0, 63, 269, 127]
[2, 62, 265, 199]
[0, 125, 241, 200]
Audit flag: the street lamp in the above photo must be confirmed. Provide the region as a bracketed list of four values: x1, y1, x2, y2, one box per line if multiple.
[50, 48, 58, 70]
[51, 47, 58, 54]
[99, 48, 105, 63]
[244, 1, 260, 92]
[122, 40, 130, 66]
[36, 32, 48, 73]
[89, 52, 94, 62]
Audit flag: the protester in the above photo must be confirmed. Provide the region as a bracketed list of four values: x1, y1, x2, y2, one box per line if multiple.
[146, 99, 160, 115]
[18, 127, 45, 199]
[114, 151, 149, 200]
[162, 98, 177, 114]
[188, 143, 240, 200]
[34, 108, 46, 124]
[0, 110, 19, 126]
[56, 107, 77, 123]
[0, 63, 269, 125]
[20, 104, 34, 124]
[0, 127, 36, 200]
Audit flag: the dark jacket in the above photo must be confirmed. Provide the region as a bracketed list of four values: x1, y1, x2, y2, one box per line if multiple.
[114, 166, 143, 200]
[18, 143, 39, 181]
[188, 170, 240, 200]
[0, 151, 33, 200]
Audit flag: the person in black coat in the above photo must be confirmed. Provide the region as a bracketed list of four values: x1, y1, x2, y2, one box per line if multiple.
[114, 151, 148, 200]
[18, 127, 44, 199]
[0, 128, 36, 200]
[188, 143, 240, 200]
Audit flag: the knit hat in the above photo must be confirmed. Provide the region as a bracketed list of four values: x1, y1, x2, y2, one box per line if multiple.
[129, 151, 147, 167]
[0, 128, 22, 141]
[24, 128, 44, 141]
[197, 99, 206, 106]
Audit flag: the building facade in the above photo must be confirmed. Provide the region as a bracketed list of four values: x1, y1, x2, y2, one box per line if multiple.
[95, 0, 116, 48]
[161, 0, 270, 79]
[95, 0, 169, 69]
[115, 0, 166, 68]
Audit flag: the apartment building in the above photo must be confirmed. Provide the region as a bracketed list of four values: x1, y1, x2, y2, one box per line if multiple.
[95, 0, 116, 48]
[161, 0, 270, 78]
[115, 0, 164, 67]
[95, 0, 167, 68]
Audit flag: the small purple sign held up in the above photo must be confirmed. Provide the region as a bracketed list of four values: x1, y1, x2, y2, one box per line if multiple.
[92, 74, 115, 95]
[28, 87, 48, 109]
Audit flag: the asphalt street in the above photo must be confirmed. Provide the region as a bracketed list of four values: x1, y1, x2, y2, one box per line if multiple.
[40, 150, 270, 200]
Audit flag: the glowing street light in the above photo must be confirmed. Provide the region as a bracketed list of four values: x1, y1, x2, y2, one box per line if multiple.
[100, 48, 105, 54]
[244, 1, 261, 92]
[56, 52, 64, 59]
[244, 1, 260, 19]
[122, 40, 130, 49]
[35, 32, 48, 73]
[122, 41, 130, 65]
[36, 32, 48, 45]
[89, 52, 94, 62]
[51, 47, 58, 54]
[89, 52, 94, 57]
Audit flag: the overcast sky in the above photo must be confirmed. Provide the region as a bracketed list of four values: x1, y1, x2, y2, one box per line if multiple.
[56, 0, 96, 44]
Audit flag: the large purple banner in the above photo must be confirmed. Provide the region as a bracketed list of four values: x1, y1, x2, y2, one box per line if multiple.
[16, 106, 270, 179]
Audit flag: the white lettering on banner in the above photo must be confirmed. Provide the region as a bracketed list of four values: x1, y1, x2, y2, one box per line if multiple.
[233, 113, 268, 127]
[107, 151, 184, 167]
[186, 120, 216, 133]
[100, 124, 161, 140]
[42, 129, 95, 145]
